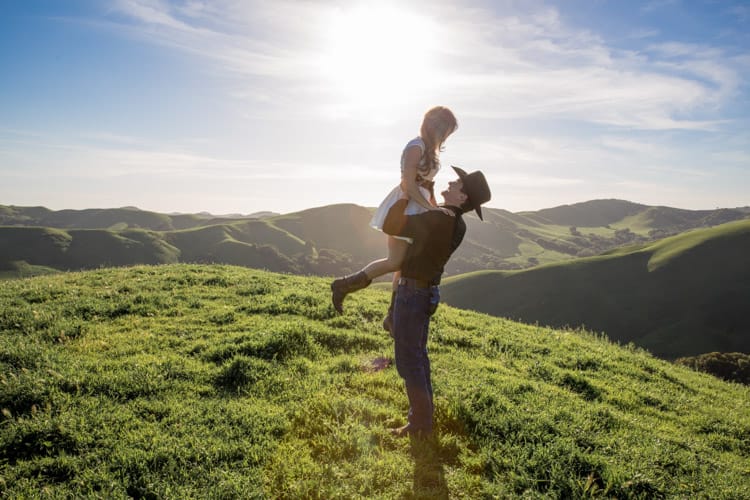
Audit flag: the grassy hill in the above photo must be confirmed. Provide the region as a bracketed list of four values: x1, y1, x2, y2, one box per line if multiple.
[270, 203, 387, 274]
[1, 264, 748, 498]
[440, 219, 750, 359]
[0, 205, 276, 231]
[3, 200, 748, 278]
[0, 227, 181, 271]
[0, 220, 310, 277]
[0, 204, 381, 278]
[0, 205, 193, 231]
[519, 199, 649, 227]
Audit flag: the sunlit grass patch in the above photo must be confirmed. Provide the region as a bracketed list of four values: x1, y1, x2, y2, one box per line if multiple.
[1, 264, 748, 498]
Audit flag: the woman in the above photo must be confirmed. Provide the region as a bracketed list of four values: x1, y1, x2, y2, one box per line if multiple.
[331, 106, 458, 325]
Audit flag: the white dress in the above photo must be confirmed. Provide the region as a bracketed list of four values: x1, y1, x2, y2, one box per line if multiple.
[370, 137, 438, 234]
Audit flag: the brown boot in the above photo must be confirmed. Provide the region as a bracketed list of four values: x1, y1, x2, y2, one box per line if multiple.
[331, 271, 371, 314]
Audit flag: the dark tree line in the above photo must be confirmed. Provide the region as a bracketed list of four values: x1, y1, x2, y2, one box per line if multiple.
[675, 352, 750, 385]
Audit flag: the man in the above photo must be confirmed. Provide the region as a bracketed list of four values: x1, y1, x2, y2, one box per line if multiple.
[380, 166, 491, 438]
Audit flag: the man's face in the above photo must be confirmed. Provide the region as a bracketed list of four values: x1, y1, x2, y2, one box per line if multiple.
[441, 178, 468, 206]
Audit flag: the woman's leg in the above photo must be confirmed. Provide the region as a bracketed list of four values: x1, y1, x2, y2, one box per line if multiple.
[332, 237, 407, 314]
[362, 236, 408, 279]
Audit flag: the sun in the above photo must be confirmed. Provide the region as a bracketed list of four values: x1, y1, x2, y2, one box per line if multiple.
[316, 4, 439, 115]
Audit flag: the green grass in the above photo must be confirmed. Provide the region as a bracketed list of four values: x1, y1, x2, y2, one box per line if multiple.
[645, 219, 750, 271]
[1, 264, 749, 498]
[611, 213, 658, 234]
[441, 219, 750, 359]
[0, 261, 60, 280]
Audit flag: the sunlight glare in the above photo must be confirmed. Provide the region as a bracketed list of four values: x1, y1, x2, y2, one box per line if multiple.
[317, 4, 439, 117]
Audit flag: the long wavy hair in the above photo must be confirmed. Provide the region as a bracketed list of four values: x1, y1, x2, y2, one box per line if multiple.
[419, 106, 458, 175]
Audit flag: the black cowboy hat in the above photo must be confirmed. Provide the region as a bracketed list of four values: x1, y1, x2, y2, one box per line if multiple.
[452, 166, 491, 220]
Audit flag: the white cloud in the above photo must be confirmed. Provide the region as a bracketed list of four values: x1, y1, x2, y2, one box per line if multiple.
[114, 0, 194, 30]
[6, 1, 747, 214]
[110, 0, 323, 77]
[435, 7, 742, 130]
[100, 1, 744, 131]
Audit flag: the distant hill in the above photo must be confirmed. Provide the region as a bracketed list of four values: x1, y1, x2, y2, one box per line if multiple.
[0, 205, 276, 231]
[0, 205, 203, 231]
[0, 224, 302, 275]
[452, 199, 750, 273]
[519, 199, 649, 226]
[440, 219, 750, 359]
[1, 200, 748, 278]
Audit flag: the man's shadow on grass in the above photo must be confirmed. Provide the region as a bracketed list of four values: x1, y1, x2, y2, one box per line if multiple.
[409, 436, 449, 499]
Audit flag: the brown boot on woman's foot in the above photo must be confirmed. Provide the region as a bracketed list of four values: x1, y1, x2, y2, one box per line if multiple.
[331, 271, 371, 314]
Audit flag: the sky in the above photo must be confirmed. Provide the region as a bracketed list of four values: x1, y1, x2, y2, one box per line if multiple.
[1, 0, 748, 215]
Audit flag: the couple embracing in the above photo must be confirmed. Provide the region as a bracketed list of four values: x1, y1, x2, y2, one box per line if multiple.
[331, 106, 491, 438]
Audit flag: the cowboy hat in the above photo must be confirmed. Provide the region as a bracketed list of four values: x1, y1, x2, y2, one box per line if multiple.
[452, 166, 491, 220]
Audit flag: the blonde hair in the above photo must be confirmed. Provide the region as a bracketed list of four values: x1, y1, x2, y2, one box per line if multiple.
[419, 106, 458, 175]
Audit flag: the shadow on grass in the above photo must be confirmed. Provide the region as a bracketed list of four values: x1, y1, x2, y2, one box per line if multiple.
[409, 437, 448, 499]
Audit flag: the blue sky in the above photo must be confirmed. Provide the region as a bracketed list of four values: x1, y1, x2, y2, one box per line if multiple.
[1, 0, 748, 215]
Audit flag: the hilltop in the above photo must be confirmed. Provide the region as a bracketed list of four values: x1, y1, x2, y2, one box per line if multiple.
[441, 219, 750, 359]
[2, 200, 748, 279]
[1, 265, 748, 497]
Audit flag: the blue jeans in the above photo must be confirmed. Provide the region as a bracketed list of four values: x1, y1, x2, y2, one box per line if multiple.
[392, 284, 439, 432]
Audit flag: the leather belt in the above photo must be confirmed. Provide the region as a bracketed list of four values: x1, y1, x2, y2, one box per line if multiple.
[398, 277, 432, 289]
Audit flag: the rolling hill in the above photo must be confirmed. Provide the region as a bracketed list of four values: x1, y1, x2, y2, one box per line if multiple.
[440, 219, 750, 359]
[2, 200, 748, 279]
[0, 205, 269, 231]
[1, 265, 748, 497]
[0, 204, 381, 278]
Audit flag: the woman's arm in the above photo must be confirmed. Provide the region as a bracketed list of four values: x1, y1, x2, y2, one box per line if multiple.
[401, 146, 454, 216]
[400, 146, 435, 210]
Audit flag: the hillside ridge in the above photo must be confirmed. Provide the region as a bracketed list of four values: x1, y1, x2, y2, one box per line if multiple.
[3, 199, 748, 279]
[441, 219, 750, 358]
